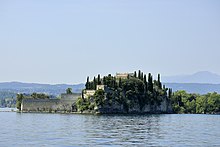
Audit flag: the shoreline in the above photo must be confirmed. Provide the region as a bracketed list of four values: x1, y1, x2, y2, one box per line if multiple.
[16, 110, 220, 115]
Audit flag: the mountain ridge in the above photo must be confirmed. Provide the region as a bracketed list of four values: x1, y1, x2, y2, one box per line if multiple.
[162, 71, 220, 84]
[1, 71, 220, 96]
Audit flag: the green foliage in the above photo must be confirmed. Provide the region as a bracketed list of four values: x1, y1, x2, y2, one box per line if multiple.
[134, 71, 137, 78]
[31, 93, 49, 99]
[94, 89, 105, 106]
[171, 91, 220, 114]
[82, 70, 169, 112]
[148, 73, 153, 92]
[82, 71, 220, 114]
[85, 76, 89, 89]
[97, 74, 101, 85]
[76, 97, 91, 112]
[16, 94, 24, 111]
[66, 88, 72, 94]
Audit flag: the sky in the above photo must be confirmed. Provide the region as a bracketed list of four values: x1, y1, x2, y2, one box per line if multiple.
[0, 0, 220, 84]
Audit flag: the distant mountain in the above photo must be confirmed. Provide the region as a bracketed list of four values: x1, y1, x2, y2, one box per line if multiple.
[0, 82, 85, 96]
[165, 83, 220, 94]
[1, 72, 220, 98]
[162, 71, 220, 84]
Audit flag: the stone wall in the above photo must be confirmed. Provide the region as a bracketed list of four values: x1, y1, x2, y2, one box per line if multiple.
[21, 93, 81, 112]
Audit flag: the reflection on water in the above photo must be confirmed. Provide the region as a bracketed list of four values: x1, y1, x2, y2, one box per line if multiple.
[0, 112, 219, 146]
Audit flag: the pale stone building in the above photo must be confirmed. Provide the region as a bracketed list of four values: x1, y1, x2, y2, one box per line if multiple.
[116, 73, 134, 79]
[83, 85, 108, 99]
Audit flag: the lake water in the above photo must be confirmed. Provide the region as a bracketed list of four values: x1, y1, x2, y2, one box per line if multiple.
[0, 111, 219, 147]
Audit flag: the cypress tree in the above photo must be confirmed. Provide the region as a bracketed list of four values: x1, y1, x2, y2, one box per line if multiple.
[85, 76, 89, 89]
[168, 88, 172, 99]
[141, 72, 144, 81]
[119, 78, 122, 88]
[163, 85, 166, 90]
[103, 76, 106, 85]
[113, 77, 117, 89]
[148, 73, 153, 92]
[93, 77, 97, 90]
[138, 70, 141, 79]
[98, 74, 101, 85]
[134, 71, 137, 78]
[144, 74, 147, 84]
[158, 74, 162, 89]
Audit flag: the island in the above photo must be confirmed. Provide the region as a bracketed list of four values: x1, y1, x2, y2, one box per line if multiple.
[16, 70, 220, 114]
[17, 71, 172, 114]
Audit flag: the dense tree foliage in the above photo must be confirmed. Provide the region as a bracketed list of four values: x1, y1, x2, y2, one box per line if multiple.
[16, 94, 24, 111]
[66, 88, 73, 94]
[30, 93, 49, 99]
[81, 70, 170, 112]
[171, 90, 220, 114]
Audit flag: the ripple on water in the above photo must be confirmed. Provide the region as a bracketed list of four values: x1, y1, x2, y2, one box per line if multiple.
[0, 113, 219, 146]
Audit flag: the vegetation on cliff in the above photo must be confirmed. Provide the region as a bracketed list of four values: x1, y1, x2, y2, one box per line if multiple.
[171, 90, 220, 114]
[76, 70, 172, 113]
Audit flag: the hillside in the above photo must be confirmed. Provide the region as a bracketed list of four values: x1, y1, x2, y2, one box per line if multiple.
[165, 83, 220, 94]
[162, 71, 220, 84]
[0, 82, 84, 96]
[1, 81, 220, 98]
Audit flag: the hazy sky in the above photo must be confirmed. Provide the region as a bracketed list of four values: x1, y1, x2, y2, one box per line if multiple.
[0, 0, 220, 84]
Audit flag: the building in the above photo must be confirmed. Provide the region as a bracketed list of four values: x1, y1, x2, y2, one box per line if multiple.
[116, 73, 134, 79]
[83, 90, 96, 99]
[83, 85, 108, 99]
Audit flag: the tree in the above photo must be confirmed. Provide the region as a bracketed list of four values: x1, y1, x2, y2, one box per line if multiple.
[31, 93, 37, 98]
[196, 95, 208, 114]
[16, 93, 24, 111]
[85, 76, 89, 89]
[119, 78, 122, 88]
[148, 73, 153, 92]
[134, 71, 137, 78]
[97, 74, 101, 85]
[66, 88, 72, 94]
[103, 76, 106, 85]
[93, 76, 97, 90]
[140, 72, 144, 81]
[168, 88, 172, 99]
[157, 74, 162, 89]
[94, 89, 105, 106]
[138, 70, 141, 79]
[144, 74, 147, 84]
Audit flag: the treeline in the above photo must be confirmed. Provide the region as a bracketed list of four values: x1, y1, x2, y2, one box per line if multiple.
[0, 91, 17, 108]
[78, 70, 172, 112]
[171, 90, 220, 114]
[0, 98, 16, 108]
[85, 70, 172, 97]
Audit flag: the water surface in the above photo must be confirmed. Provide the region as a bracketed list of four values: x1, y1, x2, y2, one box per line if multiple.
[0, 111, 219, 146]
